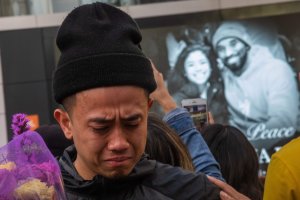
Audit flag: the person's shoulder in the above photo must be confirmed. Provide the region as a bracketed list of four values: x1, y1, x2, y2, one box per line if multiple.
[271, 137, 300, 170]
[136, 157, 211, 186]
[133, 187, 173, 200]
[143, 161, 220, 199]
[274, 137, 300, 157]
[251, 46, 296, 81]
[250, 45, 289, 66]
[153, 161, 208, 180]
[255, 46, 293, 72]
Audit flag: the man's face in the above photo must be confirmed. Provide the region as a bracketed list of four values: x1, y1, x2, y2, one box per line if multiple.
[216, 37, 249, 75]
[56, 86, 150, 180]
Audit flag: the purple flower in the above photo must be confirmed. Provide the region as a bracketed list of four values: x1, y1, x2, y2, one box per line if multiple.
[11, 113, 30, 137]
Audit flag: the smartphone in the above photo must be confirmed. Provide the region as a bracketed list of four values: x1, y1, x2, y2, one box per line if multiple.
[181, 98, 208, 130]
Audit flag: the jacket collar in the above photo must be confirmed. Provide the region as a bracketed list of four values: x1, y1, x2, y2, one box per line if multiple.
[59, 145, 156, 192]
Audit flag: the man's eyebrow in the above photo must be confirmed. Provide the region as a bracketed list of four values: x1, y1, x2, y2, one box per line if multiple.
[88, 117, 114, 123]
[87, 114, 142, 123]
[122, 114, 142, 121]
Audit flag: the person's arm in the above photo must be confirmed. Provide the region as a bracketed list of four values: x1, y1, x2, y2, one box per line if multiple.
[142, 160, 221, 200]
[150, 63, 224, 180]
[163, 108, 223, 180]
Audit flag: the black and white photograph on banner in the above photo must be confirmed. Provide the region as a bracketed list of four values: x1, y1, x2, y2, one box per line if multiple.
[141, 13, 300, 175]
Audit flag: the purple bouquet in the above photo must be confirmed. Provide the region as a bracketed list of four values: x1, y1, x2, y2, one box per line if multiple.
[0, 114, 66, 200]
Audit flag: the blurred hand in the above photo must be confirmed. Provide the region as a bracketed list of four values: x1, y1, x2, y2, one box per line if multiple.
[150, 62, 177, 113]
[207, 176, 251, 200]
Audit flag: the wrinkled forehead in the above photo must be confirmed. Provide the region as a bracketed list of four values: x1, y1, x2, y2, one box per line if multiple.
[63, 86, 150, 115]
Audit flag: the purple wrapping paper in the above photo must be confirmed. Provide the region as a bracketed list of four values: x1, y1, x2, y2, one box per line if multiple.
[0, 130, 66, 200]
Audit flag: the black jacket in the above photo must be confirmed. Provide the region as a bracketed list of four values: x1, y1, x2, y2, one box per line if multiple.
[59, 146, 220, 199]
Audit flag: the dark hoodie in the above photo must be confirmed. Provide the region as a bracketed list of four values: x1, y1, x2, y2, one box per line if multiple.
[59, 146, 220, 200]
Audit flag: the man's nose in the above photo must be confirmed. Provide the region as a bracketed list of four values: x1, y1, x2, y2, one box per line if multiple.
[107, 127, 130, 152]
[224, 48, 233, 57]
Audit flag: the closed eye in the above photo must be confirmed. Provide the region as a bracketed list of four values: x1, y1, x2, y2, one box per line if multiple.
[123, 115, 142, 128]
[92, 126, 110, 134]
[124, 121, 139, 128]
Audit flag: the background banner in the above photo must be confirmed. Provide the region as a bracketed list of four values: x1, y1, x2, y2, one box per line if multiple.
[141, 14, 300, 175]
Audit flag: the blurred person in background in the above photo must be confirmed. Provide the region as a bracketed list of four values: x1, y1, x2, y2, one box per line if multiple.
[201, 124, 263, 200]
[264, 135, 300, 200]
[146, 113, 195, 171]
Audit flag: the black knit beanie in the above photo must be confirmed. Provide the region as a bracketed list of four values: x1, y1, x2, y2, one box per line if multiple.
[53, 2, 157, 104]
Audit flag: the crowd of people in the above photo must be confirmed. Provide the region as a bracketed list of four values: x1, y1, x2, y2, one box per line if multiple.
[1, 2, 299, 200]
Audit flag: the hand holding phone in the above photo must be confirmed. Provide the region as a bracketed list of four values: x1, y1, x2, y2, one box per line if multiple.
[181, 98, 208, 131]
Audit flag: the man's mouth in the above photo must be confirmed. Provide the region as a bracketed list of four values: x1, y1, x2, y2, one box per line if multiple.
[105, 157, 132, 167]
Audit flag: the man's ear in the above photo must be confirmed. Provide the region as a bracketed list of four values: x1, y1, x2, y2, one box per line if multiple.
[148, 99, 154, 110]
[54, 108, 73, 140]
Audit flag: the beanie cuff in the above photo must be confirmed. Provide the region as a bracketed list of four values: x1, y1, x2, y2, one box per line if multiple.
[53, 54, 156, 104]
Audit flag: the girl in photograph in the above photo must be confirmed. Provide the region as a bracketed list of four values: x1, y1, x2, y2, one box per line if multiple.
[166, 28, 228, 124]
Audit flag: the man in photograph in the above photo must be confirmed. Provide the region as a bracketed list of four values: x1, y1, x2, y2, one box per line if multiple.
[212, 20, 299, 150]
